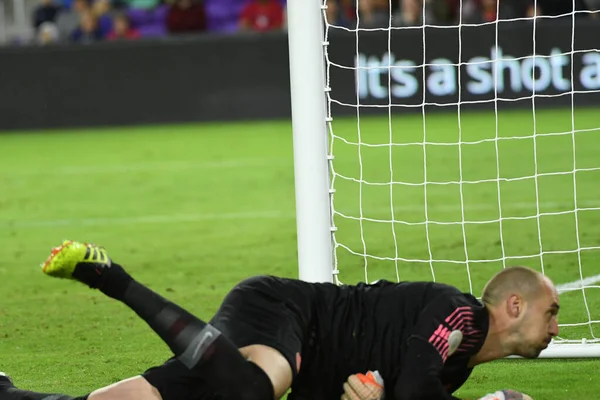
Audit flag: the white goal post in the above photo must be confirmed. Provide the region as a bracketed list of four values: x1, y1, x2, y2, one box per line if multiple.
[286, 0, 600, 358]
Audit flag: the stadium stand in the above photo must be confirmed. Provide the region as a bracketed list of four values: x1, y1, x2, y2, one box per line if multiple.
[0, 0, 598, 46]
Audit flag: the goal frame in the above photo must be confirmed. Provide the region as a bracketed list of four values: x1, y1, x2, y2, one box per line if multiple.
[286, 0, 600, 358]
[287, 0, 334, 284]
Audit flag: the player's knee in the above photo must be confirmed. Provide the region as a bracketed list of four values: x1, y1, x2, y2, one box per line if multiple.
[88, 376, 161, 400]
[240, 344, 293, 399]
[235, 360, 276, 400]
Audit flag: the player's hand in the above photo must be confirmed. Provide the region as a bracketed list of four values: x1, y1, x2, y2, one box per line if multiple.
[341, 371, 384, 400]
[477, 389, 533, 400]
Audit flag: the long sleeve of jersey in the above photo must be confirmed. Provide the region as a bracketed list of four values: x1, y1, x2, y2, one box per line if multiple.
[392, 293, 488, 400]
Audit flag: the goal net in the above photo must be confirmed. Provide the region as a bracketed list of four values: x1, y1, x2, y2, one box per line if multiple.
[288, 0, 600, 358]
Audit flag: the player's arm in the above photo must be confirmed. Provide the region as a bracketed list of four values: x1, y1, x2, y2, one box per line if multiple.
[393, 294, 477, 400]
[393, 338, 461, 399]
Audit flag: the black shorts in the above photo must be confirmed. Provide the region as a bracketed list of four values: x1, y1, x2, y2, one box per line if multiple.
[141, 358, 219, 400]
[142, 275, 315, 400]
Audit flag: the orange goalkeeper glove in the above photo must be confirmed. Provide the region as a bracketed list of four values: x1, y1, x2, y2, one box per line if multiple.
[341, 370, 384, 400]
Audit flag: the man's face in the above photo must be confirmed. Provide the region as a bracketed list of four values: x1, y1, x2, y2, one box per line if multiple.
[74, 0, 89, 13]
[114, 16, 128, 34]
[93, 0, 110, 15]
[40, 29, 54, 44]
[482, 0, 497, 9]
[81, 12, 96, 32]
[515, 281, 560, 358]
[326, 0, 339, 22]
[402, 0, 423, 16]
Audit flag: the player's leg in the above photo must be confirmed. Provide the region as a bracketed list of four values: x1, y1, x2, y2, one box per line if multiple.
[206, 275, 309, 398]
[81, 346, 289, 400]
[41, 241, 289, 400]
[238, 344, 294, 398]
[0, 372, 165, 400]
[0, 373, 90, 400]
[85, 376, 162, 400]
[87, 349, 291, 400]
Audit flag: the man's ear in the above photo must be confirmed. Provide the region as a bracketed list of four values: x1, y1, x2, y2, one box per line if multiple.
[506, 294, 523, 318]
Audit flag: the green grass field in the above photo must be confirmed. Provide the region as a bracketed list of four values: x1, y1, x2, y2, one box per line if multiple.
[0, 107, 599, 399]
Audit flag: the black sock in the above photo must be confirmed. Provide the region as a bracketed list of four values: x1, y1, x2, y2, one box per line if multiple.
[92, 265, 274, 400]
[86, 263, 205, 356]
[0, 388, 88, 400]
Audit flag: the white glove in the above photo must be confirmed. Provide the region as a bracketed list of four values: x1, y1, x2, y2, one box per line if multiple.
[341, 370, 385, 400]
[478, 390, 533, 400]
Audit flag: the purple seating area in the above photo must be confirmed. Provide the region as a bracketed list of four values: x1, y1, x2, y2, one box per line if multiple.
[126, 5, 168, 37]
[121, 0, 288, 39]
[204, 0, 248, 33]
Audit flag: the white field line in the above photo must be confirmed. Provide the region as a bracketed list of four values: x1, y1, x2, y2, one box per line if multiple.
[1, 158, 291, 176]
[556, 274, 600, 294]
[1, 200, 599, 229]
[0, 211, 291, 229]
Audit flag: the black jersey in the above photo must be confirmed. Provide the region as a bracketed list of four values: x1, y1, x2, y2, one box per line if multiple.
[286, 278, 490, 400]
[140, 276, 488, 400]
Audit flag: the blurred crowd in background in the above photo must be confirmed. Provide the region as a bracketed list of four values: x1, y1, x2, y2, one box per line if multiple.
[349, 0, 599, 28]
[8, 0, 600, 46]
[28, 0, 286, 45]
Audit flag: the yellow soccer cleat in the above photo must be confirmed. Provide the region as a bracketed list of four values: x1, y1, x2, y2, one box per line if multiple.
[41, 240, 112, 286]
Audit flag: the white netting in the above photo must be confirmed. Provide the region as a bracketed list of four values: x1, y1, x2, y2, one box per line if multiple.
[321, 0, 600, 350]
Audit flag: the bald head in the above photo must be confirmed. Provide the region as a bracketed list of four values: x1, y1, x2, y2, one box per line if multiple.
[479, 266, 560, 360]
[481, 266, 547, 306]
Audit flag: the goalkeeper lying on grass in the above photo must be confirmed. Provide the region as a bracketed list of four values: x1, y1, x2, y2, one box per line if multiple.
[0, 241, 558, 400]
